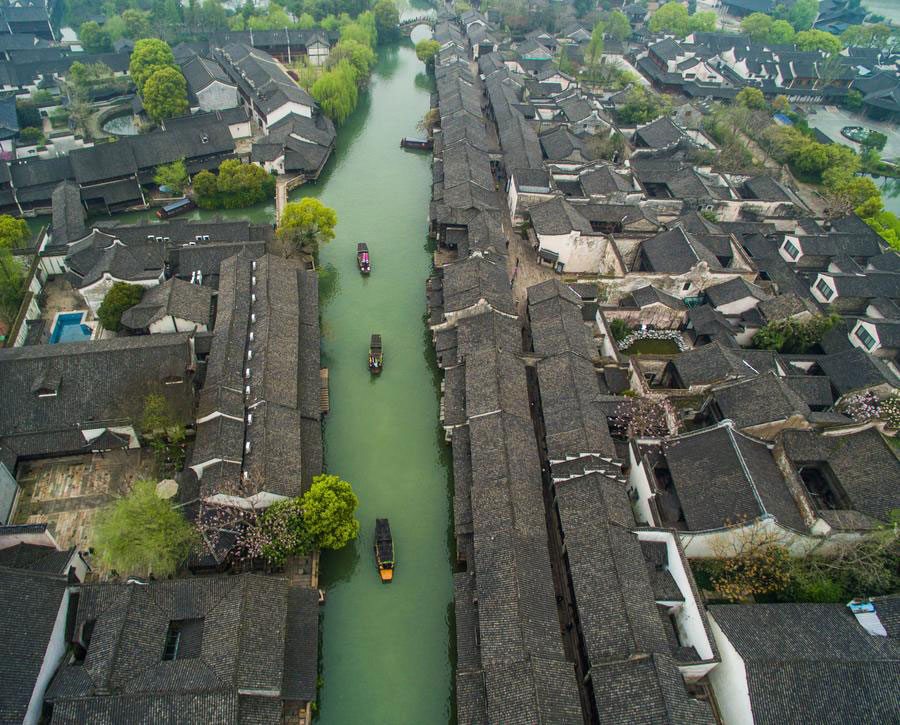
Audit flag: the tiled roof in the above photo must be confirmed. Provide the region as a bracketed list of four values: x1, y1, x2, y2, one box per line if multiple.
[0, 567, 68, 724]
[664, 422, 806, 531]
[708, 371, 810, 428]
[710, 603, 900, 725]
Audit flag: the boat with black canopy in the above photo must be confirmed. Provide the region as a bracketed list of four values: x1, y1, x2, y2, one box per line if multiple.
[357, 242, 370, 274]
[369, 334, 383, 374]
[374, 518, 394, 582]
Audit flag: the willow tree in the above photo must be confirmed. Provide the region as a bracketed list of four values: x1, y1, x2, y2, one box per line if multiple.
[92, 480, 197, 577]
[311, 61, 358, 124]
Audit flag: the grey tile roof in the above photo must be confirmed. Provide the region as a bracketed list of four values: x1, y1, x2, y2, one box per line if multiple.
[439, 255, 517, 318]
[49, 574, 312, 717]
[592, 653, 715, 725]
[638, 227, 722, 274]
[51, 180, 86, 245]
[704, 277, 769, 308]
[192, 253, 321, 497]
[815, 347, 900, 395]
[709, 371, 810, 429]
[670, 341, 780, 387]
[281, 586, 319, 701]
[634, 117, 685, 149]
[215, 43, 314, 118]
[0, 334, 194, 467]
[664, 423, 806, 531]
[66, 230, 165, 287]
[529, 196, 594, 236]
[628, 285, 687, 311]
[51, 690, 241, 724]
[709, 603, 900, 725]
[780, 428, 900, 525]
[0, 567, 68, 724]
[0, 543, 74, 574]
[180, 55, 232, 94]
[120, 277, 214, 330]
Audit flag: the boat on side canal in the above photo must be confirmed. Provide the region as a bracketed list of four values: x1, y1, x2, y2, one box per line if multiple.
[374, 518, 394, 582]
[357, 242, 370, 274]
[156, 197, 195, 219]
[369, 334, 383, 373]
[400, 137, 433, 150]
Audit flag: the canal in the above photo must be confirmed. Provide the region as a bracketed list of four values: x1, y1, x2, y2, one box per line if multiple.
[26, 31, 454, 724]
[297, 42, 454, 725]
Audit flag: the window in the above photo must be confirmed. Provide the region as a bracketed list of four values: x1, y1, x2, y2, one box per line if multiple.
[855, 325, 876, 350]
[783, 239, 800, 259]
[162, 619, 204, 661]
[682, 282, 691, 291]
[815, 278, 834, 300]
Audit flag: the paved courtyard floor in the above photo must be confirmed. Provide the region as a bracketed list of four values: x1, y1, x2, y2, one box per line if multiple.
[806, 106, 900, 162]
[13, 449, 154, 552]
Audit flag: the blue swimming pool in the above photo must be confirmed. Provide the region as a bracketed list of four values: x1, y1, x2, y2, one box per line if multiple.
[49, 312, 93, 344]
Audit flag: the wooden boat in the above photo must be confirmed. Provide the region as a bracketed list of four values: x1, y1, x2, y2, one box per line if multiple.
[369, 334, 383, 374]
[156, 197, 195, 219]
[374, 518, 394, 582]
[357, 242, 370, 274]
[400, 137, 433, 150]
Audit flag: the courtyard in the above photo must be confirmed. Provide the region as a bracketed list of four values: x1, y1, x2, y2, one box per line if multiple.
[12, 449, 155, 552]
[806, 105, 900, 162]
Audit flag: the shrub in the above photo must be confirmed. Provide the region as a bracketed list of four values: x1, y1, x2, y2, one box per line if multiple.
[610, 317, 630, 341]
[98, 282, 144, 331]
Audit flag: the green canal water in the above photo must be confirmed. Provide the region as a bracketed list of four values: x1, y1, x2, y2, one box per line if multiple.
[28, 33, 454, 724]
[297, 44, 454, 725]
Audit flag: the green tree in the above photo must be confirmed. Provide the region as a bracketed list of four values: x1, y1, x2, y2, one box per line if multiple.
[772, 94, 790, 113]
[98, 282, 144, 331]
[617, 85, 671, 124]
[277, 197, 337, 254]
[258, 498, 314, 566]
[79, 20, 112, 52]
[311, 62, 358, 124]
[301, 474, 360, 550]
[192, 169, 218, 199]
[588, 21, 605, 77]
[327, 39, 376, 85]
[740, 12, 772, 41]
[752, 314, 839, 353]
[415, 38, 441, 66]
[198, 0, 228, 29]
[373, 0, 399, 43]
[841, 23, 894, 49]
[129, 38, 177, 95]
[0, 215, 30, 250]
[19, 126, 44, 144]
[735, 86, 766, 109]
[861, 130, 887, 152]
[768, 19, 796, 44]
[604, 10, 631, 42]
[154, 159, 189, 193]
[92, 479, 198, 577]
[794, 29, 841, 55]
[788, 0, 818, 31]
[121, 8, 152, 39]
[649, 2, 690, 35]
[142, 66, 189, 122]
[141, 392, 175, 435]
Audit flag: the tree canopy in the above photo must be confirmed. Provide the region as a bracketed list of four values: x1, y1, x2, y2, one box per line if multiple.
[648, 2, 716, 37]
[327, 39, 376, 85]
[154, 159, 189, 193]
[277, 197, 338, 254]
[794, 29, 841, 55]
[92, 479, 197, 577]
[616, 85, 671, 125]
[735, 87, 766, 110]
[752, 314, 839, 353]
[787, 0, 818, 31]
[373, 0, 399, 43]
[740, 13, 795, 45]
[128, 38, 177, 95]
[194, 160, 275, 209]
[142, 66, 189, 122]
[415, 38, 441, 65]
[311, 61, 358, 124]
[98, 282, 144, 332]
[78, 21, 111, 53]
[603, 10, 631, 42]
[301, 474, 360, 550]
[0, 215, 29, 325]
[258, 498, 314, 566]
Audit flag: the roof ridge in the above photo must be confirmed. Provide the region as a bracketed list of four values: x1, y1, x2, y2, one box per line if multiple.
[726, 424, 768, 518]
